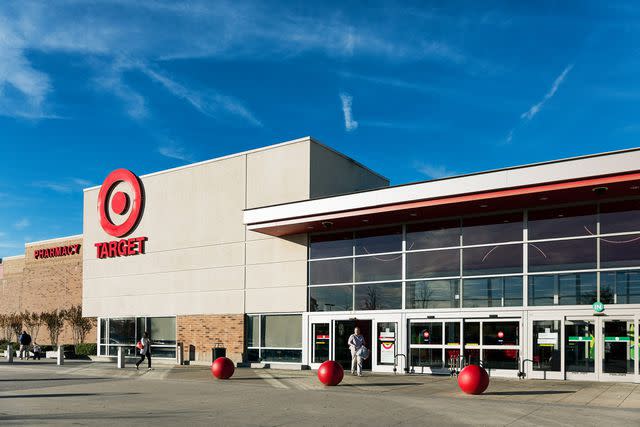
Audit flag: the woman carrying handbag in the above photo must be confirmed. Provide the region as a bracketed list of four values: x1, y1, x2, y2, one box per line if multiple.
[135, 331, 152, 371]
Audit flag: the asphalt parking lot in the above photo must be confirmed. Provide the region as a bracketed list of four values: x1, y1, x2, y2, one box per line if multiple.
[1, 360, 639, 426]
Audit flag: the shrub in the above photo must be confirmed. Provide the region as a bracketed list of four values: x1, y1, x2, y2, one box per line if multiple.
[75, 343, 97, 356]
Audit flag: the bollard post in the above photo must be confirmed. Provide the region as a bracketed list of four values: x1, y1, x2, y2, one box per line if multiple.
[6, 344, 13, 363]
[117, 346, 126, 369]
[57, 345, 64, 366]
[176, 343, 183, 365]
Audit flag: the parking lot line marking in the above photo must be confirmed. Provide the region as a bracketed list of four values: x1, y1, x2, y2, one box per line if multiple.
[255, 371, 290, 389]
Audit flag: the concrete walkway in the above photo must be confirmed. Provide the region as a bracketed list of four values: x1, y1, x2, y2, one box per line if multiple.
[1, 360, 639, 426]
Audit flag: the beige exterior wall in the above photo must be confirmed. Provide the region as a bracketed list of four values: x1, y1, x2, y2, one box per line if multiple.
[83, 137, 387, 318]
[310, 142, 389, 198]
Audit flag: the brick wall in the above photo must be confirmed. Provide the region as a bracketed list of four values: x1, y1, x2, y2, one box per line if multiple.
[0, 257, 25, 324]
[177, 314, 244, 363]
[0, 237, 97, 346]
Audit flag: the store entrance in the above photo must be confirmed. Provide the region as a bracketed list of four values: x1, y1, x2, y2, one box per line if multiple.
[334, 319, 372, 372]
[532, 315, 637, 381]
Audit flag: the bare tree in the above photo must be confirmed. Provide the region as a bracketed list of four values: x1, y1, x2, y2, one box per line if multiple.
[65, 305, 95, 345]
[363, 286, 379, 310]
[42, 310, 66, 347]
[23, 311, 44, 343]
[0, 315, 12, 342]
[9, 313, 23, 343]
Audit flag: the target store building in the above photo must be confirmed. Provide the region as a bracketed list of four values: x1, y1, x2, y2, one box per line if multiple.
[84, 136, 640, 381]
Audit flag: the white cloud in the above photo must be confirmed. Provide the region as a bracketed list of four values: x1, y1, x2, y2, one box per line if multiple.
[157, 138, 193, 162]
[72, 178, 93, 187]
[521, 65, 573, 121]
[93, 66, 148, 120]
[504, 64, 573, 143]
[138, 64, 262, 126]
[505, 129, 514, 144]
[339, 92, 358, 132]
[416, 163, 458, 179]
[32, 177, 92, 193]
[338, 71, 442, 94]
[14, 218, 30, 230]
[0, 1, 469, 120]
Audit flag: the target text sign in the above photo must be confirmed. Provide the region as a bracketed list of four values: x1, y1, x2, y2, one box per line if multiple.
[95, 169, 148, 260]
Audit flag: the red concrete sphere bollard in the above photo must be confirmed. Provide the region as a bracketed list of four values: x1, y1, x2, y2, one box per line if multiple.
[211, 357, 235, 379]
[457, 364, 490, 395]
[317, 360, 344, 386]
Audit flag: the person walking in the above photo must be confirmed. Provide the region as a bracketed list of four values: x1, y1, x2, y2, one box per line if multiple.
[135, 331, 152, 371]
[18, 331, 32, 360]
[347, 327, 366, 376]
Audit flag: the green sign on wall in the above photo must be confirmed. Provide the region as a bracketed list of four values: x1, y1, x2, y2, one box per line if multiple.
[593, 301, 605, 313]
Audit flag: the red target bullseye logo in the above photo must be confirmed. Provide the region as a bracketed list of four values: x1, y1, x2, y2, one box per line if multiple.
[97, 169, 144, 237]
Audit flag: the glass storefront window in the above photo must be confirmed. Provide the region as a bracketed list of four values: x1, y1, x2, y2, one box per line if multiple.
[463, 322, 480, 347]
[248, 314, 303, 363]
[559, 273, 597, 305]
[565, 320, 595, 373]
[532, 320, 561, 372]
[483, 349, 519, 370]
[108, 318, 135, 345]
[246, 315, 260, 347]
[309, 232, 353, 259]
[312, 323, 330, 364]
[462, 213, 523, 245]
[600, 234, 640, 268]
[410, 348, 443, 368]
[99, 317, 177, 358]
[406, 279, 459, 309]
[483, 322, 519, 346]
[309, 285, 353, 311]
[261, 349, 303, 363]
[377, 322, 397, 366]
[462, 277, 523, 308]
[528, 238, 597, 272]
[462, 244, 522, 276]
[354, 254, 402, 282]
[354, 283, 402, 310]
[410, 322, 442, 345]
[355, 227, 402, 255]
[309, 258, 352, 285]
[406, 249, 460, 279]
[100, 319, 107, 344]
[262, 315, 302, 349]
[603, 320, 635, 374]
[528, 204, 597, 240]
[406, 220, 460, 250]
[601, 271, 640, 304]
[528, 275, 555, 306]
[149, 317, 176, 345]
[445, 322, 461, 346]
[600, 200, 640, 234]
[528, 273, 597, 306]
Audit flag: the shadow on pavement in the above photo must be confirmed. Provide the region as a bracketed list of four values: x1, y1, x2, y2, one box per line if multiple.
[483, 390, 575, 396]
[0, 377, 109, 382]
[230, 377, 304, 381]
[0, 392, 140, 399]
[340, 382, 423, 387]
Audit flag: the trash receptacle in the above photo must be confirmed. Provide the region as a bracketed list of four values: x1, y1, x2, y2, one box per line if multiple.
[212, 345, 226, 361]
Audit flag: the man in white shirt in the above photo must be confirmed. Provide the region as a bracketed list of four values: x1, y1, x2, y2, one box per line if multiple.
[347, 327, 366, 376]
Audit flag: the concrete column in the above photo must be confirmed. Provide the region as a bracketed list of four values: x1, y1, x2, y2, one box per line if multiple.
[117, 347, 126, 369]
[6, 344, 13, 363]
[57, 345, 64, 366]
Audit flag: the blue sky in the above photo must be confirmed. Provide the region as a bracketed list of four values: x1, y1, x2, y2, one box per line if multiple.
[0, 0, 639, 257]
